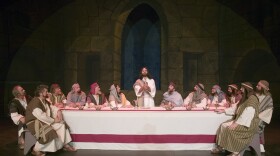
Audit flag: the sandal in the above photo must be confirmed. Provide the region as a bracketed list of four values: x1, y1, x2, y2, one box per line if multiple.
[31, 150, 45, 156]
[63, 144, 77, 152]
[211, 147, 223, 154]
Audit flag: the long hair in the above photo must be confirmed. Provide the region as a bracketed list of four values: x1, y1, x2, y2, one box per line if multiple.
[113, 83, 121, 95]
[226, 86, 238, 102]
[139, 67, 152, 79]
[238, 87, 255, 105]
[256, 87, 271, 96]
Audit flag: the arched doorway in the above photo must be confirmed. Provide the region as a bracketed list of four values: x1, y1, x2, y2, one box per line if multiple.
[121, 3, 161, 90]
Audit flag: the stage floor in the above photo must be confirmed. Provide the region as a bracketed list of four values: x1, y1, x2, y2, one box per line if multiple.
[1, 118, 279, 156]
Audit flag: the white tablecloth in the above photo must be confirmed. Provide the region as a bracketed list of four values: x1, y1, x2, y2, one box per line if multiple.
[62, 107, 232, 150]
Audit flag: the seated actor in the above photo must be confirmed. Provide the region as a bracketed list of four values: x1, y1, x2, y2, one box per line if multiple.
[25, 85, 76, 156]
[9, 85, 32, 149]
[66, 83, 86, 108]
[211, 82, 259, 156]
[183, 83, 207, 108]
[160, 82, 183, 107]
[49, 83, 66, 108]
[108, 84, 132, 108]
[84, 82, 108, 108]
[226, 84, 242, 108]
[256, 80, 273, 150]
[208, 85, 227, 107]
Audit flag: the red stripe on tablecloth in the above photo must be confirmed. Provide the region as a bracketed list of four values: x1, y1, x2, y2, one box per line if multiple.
[70, 134, 216, 143]
[62, 109, 214, 112]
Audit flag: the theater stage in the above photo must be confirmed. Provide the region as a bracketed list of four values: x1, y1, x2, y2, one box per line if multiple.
[0, 108, 279, 156]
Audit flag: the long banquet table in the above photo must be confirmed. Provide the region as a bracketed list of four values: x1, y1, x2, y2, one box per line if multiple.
[61, 107, 232, 150]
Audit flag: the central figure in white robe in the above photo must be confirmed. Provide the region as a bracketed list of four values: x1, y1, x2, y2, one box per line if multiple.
[133, 67, 156, 108]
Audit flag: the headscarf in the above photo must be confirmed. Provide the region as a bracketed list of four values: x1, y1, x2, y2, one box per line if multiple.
[192, 83, 207, 104]
[240, 82, 255, 102]
[109, 84, 121, 103]
[209, 85, 225, 103]
[241, 82, 253, 91]
[259, 80, 269, 91]
[90, 83, 99, 95]
[228, 84, 238, 90]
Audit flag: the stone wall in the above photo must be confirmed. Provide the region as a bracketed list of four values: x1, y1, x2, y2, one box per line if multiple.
[2, 0, 279, 116]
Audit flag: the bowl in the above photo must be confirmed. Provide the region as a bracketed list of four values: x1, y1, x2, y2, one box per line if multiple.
[164, 106, 174, 111]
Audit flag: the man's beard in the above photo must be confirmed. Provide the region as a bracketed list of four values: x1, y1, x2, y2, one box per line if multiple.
[211, 92, 216, 96]
[96, 90, 102, 95]
[255, 88, 264, 95]
[227, 91, 232, 97]
[142, 73, 147, 77]
[168, 89, 174, 94]
[55, 91, 62, 95]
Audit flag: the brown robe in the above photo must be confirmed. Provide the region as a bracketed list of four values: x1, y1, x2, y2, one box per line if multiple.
[87, 93, 107, 105]
[25, 97, 58, 144]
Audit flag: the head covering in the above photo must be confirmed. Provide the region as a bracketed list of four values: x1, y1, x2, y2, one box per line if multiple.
[90, 82, 99, 94]
[212, 85, 221, 94]
[109, 84, 121, 103]
[228, 84, 238, 90]
[212, 85, 221, 90]
[259, 80, 269, 91]
[192, 83, 207, 104]
[197, 83, 204, 91]
[241, 82, 253, 91]
[169, 82, 176, 89]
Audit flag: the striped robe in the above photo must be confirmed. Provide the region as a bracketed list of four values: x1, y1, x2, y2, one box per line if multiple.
[216, 95, 260, 152]
[258, 95, 273, 124]
[50, 93, 66, 105]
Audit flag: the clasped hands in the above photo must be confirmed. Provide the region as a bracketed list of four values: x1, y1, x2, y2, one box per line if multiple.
[140, 82, 151, 92]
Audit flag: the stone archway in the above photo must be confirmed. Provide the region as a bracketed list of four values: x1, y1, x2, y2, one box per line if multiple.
[121, 3, 161, 90]
[112, 0, 181, 89]
[112, 0, 175, 104]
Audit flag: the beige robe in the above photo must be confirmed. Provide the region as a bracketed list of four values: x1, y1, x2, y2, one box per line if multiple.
[134, 78, 156, 108]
